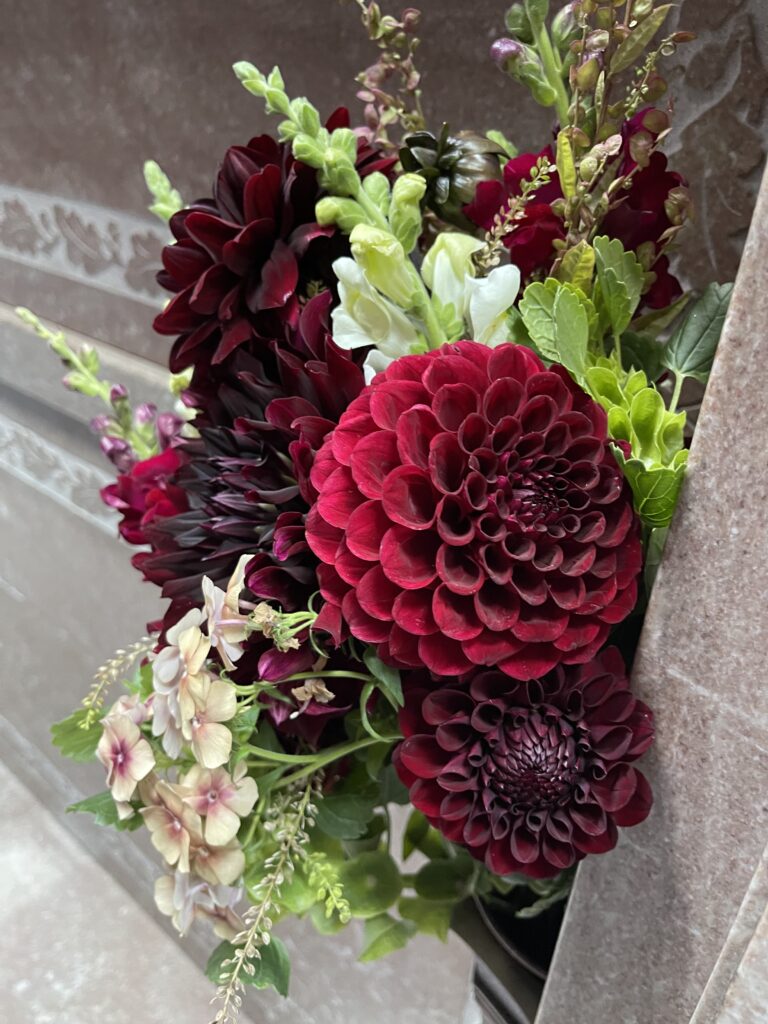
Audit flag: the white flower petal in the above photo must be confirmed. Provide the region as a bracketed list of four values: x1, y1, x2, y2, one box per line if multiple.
[466, 264, 521, 347]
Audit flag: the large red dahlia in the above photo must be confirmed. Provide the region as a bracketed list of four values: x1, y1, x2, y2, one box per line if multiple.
[305, 341, 642, 679]
[393, 648, 654, 877]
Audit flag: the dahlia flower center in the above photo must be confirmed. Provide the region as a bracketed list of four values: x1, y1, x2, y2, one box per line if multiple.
[485, 710, 584, 810]
[495, 454, 573, 533]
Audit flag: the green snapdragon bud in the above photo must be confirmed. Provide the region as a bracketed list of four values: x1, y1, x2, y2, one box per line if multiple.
[350, 225, 420, 310]
[388, 173, 427, 252]
[315, 196, 367, 232]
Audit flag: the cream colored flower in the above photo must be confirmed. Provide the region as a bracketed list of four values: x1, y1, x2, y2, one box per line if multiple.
[105, 692, 152, 727]
[141, 780, 202, 872]
[180, 763, 258, 846]
[151, 608, 211, 757]
[192, 839, 246, 887]
[96, 715, 155, 803]
[202, 553, 253, 671]
[154, 871, 243, 940]
[182, 675, 237, 769]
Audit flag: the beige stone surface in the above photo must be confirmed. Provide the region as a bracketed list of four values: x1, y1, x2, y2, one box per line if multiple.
[0, 763, 257, 1024]
[535, 165, 768, 1024]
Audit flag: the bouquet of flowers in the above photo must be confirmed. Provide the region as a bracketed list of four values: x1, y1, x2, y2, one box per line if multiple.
[27, 1, 733, 1019]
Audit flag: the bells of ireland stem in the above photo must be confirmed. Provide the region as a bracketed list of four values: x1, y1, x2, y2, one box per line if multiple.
[349, 224, 421, 311]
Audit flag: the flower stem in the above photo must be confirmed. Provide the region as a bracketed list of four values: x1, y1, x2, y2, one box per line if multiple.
[669, 373, 684, 414]
[535, 22, 571, 127]
[273, 735, 400, 789]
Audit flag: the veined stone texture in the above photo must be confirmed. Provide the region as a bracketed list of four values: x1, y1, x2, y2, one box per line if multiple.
[535, 164, 768, 1024]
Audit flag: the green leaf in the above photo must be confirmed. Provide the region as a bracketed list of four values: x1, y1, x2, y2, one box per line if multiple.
[610, 5, 673, 75]
[206, 937, 291, 997]
[486, 129, 518, 159]
[593, 236, 644, 338]
[516, 869, 574, 918]
[661, 282, 733, 385]
[620, 330, 664, 381]
[630, 292, 690, 336]
[556, 240, 595, 294]
[363, 648, 403, 708]
[51, 709, 101, 763]
[519, 279, 589, 379]
[340, 851, 402, 919]
[414, 858, 473, 902]
[315, 793, 377, 839]
[278, 870, 317, 915]
[613, 447, 688, 528]
[398, 896, 453, 941]
[359, 913, 417, 962]
[555, 130, 577, 199]
[524, 0, 549, 34]
[377, 762, 410, 806]
[309, 902, 349, 934]
[67, 791, 143, 831]
[403, 809, 429, 860]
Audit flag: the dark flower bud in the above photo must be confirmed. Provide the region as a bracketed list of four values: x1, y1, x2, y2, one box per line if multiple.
[134, 402, 157, 426]
[110, 383, 128, 403]
[100, 436, 134, 473]
[89, 414, 112, 434]
[402, 8, 421, 31]
[156, 412, 184, 450]
[490, 36, 524, 69]
[665, 186, 694, 226]
[671, 31, 696, 44]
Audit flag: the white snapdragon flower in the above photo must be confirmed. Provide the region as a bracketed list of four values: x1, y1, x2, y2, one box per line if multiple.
[331, 256, 420, 381]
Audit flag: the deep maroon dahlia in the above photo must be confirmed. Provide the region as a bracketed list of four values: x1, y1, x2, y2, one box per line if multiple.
[305, 341, 642, 680]
[464, 109, 687, 309]
[393, 647, 654, 877]
[154, 109, 395, 371]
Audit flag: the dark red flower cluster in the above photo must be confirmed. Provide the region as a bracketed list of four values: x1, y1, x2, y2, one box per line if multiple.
[101, 448, 188, 547]
[464, 109, 686, 308]
[305, 341, 642, 681]
[153, 109, 394, 373]
[394, 647, 654, 877]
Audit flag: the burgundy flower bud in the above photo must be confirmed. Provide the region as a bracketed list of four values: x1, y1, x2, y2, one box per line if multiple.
[134, 402, 157, 426]
[155, 412, 184, 450]
[490, 37, 524, 70]
[109, 384, 129, 403]
[90, 414, 112, 434]
[100, 436, 134, 473]
[402, 8, 420, 31]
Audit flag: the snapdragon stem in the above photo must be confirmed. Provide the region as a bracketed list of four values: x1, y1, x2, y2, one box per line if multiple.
[535, 22, 571, 128]
[669, 373, 684, 415]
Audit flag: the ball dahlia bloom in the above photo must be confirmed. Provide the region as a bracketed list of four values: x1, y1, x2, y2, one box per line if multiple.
[305, 341, 641, 680]
[393, 648, 654, 877]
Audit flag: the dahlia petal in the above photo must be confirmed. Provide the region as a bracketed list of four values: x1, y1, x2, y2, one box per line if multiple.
[474, 581, 520, 631]
[392, 588, 438, 636]
[569, 802, 608, 837]
[382, 466, 437, 530]
[436, 544, 483, 595]
[334, 542, 370, 585]
[369, 380, 429, 429]
[457, 413, 489, 453]
[498, 645, 561, 680]
[399, 736, 456, 779]
[429, 433, 467, 494]
[547, 574, 586, 610]
[422, 689, 475, 725]
[436, 721, 473, 752]
[440, 791, 475, 821]
[433, 383, 480, 431]
[597, 580, 638, 623]
[483, 377, 524, 425]
[313, 601, 346, 646]
[465, 630, 522, 666]
[242, 163, 282, 223]
[542, 835, 577, 870]
[418, 633, 474, 675]
[572, 819, 618, 854]
[162, 239, 212, 288]
[331, 409, 377, 465]
[380, 526, 439, 590]
[357, 565, 399, 621]
[345, 501, 390, 561]
[512, 603, 569, 643]
[396, 406, 442, 469]
[423, 355, 489, 395]
[349, 430, 400, 499]
[486, 839, 523, 876]
[560, 544, 597, 577]
[387, 625, 423, 667]
[249, 239, 299, 311]
[510, 824, 541, 864]
[589, 725, 634, 760]
[612, 771, 653, 826]
[432, 585, 484, 641]
[316, 465, 364, 529]
[436, 496, 475, 546]
[591, 764, 639, 813]
[409, 779, 444, 816]
[305, 505, 344, 563]
[221, 217, 275, 276]
[552, 619, 602, 652]
[341, 590, 391, 643]
[184, 211, 239, 261]
[575, 574, 619, 614]
[510, 564, 548, 605]
[463, 813, 492, 847]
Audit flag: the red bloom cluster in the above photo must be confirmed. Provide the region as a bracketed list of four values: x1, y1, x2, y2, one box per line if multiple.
[101, 448, 188, 547]
[394, 648, 654, 877]
[464, 109, 686, 308]
[305, 341, 642, 680]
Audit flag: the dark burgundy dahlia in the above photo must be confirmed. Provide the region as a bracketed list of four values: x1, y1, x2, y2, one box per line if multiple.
[154, 109, 395, 371]
[305, 341, 642, 680]
[394, 647, 654, 877]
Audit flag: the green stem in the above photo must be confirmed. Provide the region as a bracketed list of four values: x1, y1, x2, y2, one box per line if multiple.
[354, 185, 392, 233]
[613, 331, 623, 369]
[535, 22, 571, 127]
[669, 373, 684, 414]
[274, 735, 400, 789]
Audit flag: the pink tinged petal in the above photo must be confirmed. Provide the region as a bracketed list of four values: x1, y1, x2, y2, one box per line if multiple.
[204, 680, 238, 723]
[194, 723, 233, 769]
[224, 775, 259, 817]
[382, 466, 437, 530]
[349, 431, 400, 499]
[204, 803, 243, 846]
[316, 465, 364, 529]
[396, 406, 441, 469]
[380, 526, 439, 589]
[128, 736, 157, 784]
[305, 505, 344, 563]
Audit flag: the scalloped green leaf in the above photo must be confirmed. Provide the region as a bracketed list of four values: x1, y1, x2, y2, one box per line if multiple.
[613, 446, 688, 527]
[206, 937, 291, 996]
[67, 791, 143, 832]
[594, 236, 644, 338]
[315, 793, 377, 840]
[51, 709, 101, 763]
